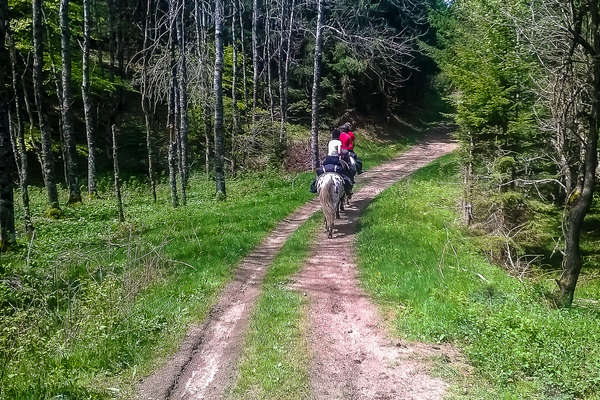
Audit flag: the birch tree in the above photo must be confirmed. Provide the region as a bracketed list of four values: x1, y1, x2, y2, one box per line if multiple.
[0, 0, 16, 249]
[251, 0, 259, 126]
[214, 0, 226, 198]
[310, 0, 324, 170]
[176, 0, 189, 205]
[167, 0, 179, 207]
[59, 0, 81, 203]
[142, 0, 157, 202]
[32, 0, 60, 211]
[82, 0, 96, 196]
[231, 0, 239, 171]
[8, 34, 33, 233]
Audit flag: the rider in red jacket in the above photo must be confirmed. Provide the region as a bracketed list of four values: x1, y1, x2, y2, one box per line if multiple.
[339, 122, 362, 174]
[339, 124, 354, 151]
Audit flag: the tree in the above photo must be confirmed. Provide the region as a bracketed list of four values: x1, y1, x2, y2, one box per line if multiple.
[176, 0, 189, 205]
[167, 0, 179, 207]
[310, 0, 324, 170]
[0, 0, 16, 250]
[214, 0, 226, 198]
[8, 33, 33, 234]
[141, 0, 157, 202]
[278, 0, 295, 147]
[427, 0, 538, 227]
[59, 0, 81, 204]
[517, 0, 600, 307]
[251, 0, 259, 126]
[231, 0, 239, 171]
[32, 0, 60, 212]
[82, 0, 96, 196]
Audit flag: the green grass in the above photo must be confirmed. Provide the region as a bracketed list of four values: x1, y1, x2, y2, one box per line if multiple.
[356, 154, 600, 400]
[0, 169, 315, 400]
[226, 214, 320, 400]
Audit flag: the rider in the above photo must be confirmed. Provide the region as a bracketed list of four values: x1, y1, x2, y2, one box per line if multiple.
[339, 122, 363, 174]
[327, 128, 342, 156]
[310, 128, 353, 195]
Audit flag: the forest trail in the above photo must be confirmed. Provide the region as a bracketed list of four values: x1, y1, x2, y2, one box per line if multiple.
[292, 132, 457, 399]
[138, 129, 457, 400]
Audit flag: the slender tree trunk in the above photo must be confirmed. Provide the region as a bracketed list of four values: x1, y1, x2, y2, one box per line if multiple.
[82, 0, 96, 196]
[59, 0, 81, 203]
[251, 0, 259, 126]
[265, 5, 274, 123]
[556, 0, 600, 307]
[8, 34, 33, 234]
[176, 1, 189, 205]
[278, 0, 287, 146]
[107, 0, 115, 80]
[111, 124, 124, 222]
[310, 0, 324, 170]
[19, 56, 44, 183]
[214, 0, 226, 198]
[167, 1, 179, 207]
[115, 2, 123, 76]
[279, 0, 296, 147]
[201, 2, 212, 176]
[142, 0, 156, 202]
[32, 0, 59, 211]
[463, 136, 473, 225]
[231, 0, 239, 172]
[238, 0, 248, 116]
[0, 0, 16, 249]
[194, 0, 211, 176]
[43, 21, 68, 188]
[280, 0, 295, 147]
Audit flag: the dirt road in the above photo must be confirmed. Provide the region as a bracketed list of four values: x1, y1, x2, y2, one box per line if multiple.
[138, 131, 457, 400]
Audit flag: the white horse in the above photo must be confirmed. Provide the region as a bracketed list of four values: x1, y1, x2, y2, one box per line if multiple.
[317, 172, 346, 238]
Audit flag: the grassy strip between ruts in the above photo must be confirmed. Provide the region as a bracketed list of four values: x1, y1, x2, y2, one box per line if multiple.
[0, 130, 411, 399]
[225, 214, 321, 400]
[356, 154, 600, 400]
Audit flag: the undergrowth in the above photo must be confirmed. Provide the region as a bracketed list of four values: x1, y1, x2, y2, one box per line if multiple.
[357, 154, 600, 399]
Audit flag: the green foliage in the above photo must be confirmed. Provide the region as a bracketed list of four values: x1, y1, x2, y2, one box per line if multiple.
[357, 154, 600, 399]
[426, 0, 541, 161]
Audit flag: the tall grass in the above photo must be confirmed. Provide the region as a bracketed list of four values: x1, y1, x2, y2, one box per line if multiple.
[357, 154, 600, 399]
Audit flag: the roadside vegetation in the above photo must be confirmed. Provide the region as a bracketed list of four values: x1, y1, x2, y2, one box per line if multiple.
[357, 154, 600, 399]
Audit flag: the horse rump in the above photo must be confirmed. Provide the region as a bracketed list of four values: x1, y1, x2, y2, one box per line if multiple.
[317, 173, 345, 238]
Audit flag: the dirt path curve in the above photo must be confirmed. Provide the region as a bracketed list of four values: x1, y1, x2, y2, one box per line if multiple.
[292, 132, 458, 400]
[138, 130, 456, 400]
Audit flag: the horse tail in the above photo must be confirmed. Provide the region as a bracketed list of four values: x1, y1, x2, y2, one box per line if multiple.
[318, 174, 337, 237]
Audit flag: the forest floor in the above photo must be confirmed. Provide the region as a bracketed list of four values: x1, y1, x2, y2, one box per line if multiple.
[138, 128, 458, 399]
